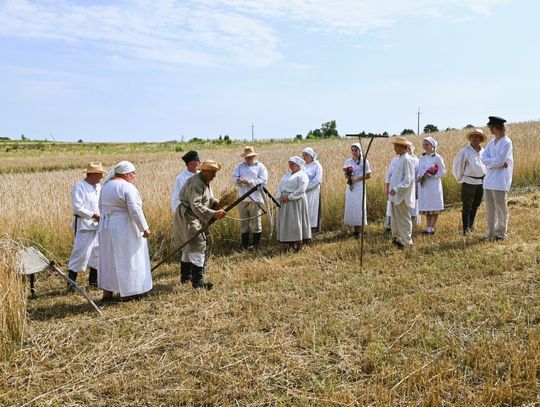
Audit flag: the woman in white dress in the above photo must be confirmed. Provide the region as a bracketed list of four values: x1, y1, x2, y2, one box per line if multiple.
[417, 137, 446, 234]
[343, 143, 372, 238]
[98, 161, 152, 302]
[301, 147, 323, 233]
[276, 156, 311, 252]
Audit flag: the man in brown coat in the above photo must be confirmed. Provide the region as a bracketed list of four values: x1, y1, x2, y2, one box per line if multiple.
[173, 160, 226, 289]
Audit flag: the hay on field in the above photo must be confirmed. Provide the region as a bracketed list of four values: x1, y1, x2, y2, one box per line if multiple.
[0, 236, 27, 359]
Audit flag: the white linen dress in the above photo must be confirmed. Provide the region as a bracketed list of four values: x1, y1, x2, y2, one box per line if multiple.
[343, 158, 372, 226]
[98, 179, 152, 297]
[418, 153, 446, 213]
[276, 170, 311, 242]
[304, 160, 323, 230]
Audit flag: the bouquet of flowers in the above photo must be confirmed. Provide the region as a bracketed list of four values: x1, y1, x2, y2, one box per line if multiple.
[420, 164, 439, 186]
[343, 165, 354, 191]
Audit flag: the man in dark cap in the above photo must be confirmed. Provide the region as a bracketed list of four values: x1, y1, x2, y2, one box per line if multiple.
[171, 150, 201, 283]
[481, 116, 514, 240]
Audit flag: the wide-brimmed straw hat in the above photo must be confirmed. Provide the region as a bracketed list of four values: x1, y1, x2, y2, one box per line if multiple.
[465, 129, 487, 143]
[389, 137, 413, 147]
[241, 146, 258, 157]
[83, 162, 107, 174]
[197, 160, 222, 172]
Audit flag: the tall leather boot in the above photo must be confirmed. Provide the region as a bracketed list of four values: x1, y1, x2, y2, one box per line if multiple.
[88, 267, 98, 288]
[191, 265, 213, 290]
[180, 261, 192, 284]
[249, 233, 261, 250]
[67, 270, 77, 293]
[240, 233, 250, 250]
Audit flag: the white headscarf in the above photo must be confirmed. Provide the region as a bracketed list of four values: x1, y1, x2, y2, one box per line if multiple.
[423, 136, 438, 150]
[302, 147, 318, 160]
[351, 143, 363, 160]
[104, 160, 136, 183]
[288, 156, 305, 171]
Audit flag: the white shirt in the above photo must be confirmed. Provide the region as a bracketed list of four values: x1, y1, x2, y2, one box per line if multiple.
[71, 179, 100, 231]
[481, 136, 513, 192]
[232, 161, 268, 203]
[389, 154, 416, 208]
[171, 169, 197, 213]
[100, 180, 149, 232]
[452, 145, 486, 185]
[277, 170, 309, 200]
[304, 160, 323, 191]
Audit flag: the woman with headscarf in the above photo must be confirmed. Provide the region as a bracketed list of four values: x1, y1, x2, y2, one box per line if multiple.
[301, 147, 323, 233]
[276, 156, 311, 252]
[417, 137, 446, 234]
[343, 143, 372, 238]
[98, 161, 152, 302]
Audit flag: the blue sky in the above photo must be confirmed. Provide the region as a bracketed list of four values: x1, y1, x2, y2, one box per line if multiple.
[1, 0, 538, 142]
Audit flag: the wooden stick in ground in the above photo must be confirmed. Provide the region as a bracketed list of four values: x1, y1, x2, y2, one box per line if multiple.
[49, 262, 102, 316]
[151, 184, 260, 273]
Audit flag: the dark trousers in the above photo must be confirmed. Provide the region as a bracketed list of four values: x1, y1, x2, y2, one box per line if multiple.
[461, 182, 483, 231]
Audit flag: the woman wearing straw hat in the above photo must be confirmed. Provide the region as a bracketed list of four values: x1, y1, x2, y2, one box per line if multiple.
[174, 160, 226, 289]
[343, 143, 372, 238]
[66, 162, 107, 291]
[452, 129, 487, 235]
[98, 161, 152, 302]
[301, 147, 323, 233]
[232, 146, 268, 250]
[417, 136, 446, 235]
[388, 137, 416, 250]
[276, 156, 311, 252]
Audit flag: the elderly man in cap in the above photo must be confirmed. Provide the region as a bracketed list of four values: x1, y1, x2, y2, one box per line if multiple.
[232, 146, 268, 250]
[98, 161, 152, 302]
[481, 116, 514, 240]
[67, 162, 106, 291]
[388, 137, 416, 250]
[171, 150, 200, 213]
[452, 129, 487, 235]
[173, 160, 226, 290]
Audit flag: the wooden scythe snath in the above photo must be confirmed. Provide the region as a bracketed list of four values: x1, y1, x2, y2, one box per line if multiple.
[345, 132, 389, 270]
[151, 184, 280, 273]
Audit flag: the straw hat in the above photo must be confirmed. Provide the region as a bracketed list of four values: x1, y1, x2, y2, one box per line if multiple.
[197, 160, 222, 171]
[389, 137, 413, 147]
[83, 162, 106, 174]
[241, 146, 258, 157]
[465, 128, 487, 143]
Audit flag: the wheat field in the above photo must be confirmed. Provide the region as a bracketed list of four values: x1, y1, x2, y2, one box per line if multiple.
[0, 122, 539, 405]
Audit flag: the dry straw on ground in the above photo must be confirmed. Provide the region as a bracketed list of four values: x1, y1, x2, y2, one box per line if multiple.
[0, 237, 27, 360]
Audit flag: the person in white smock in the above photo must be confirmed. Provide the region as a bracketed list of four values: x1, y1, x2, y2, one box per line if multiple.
[301, 147, 323, 233]
[98, 161, 152, 302]
[171, 150, 200, 213]
[343, 143, 372, 238]
[67, 162, 107, 290]
[388, 137, 416, 250]
[276, 156, 311, 252]
[417, 136, 446, 235]
[481, 116, 513, 240]
[452, 129, 487, 235]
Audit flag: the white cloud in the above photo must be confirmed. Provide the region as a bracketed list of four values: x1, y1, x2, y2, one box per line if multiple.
[0, 0, 507, 67]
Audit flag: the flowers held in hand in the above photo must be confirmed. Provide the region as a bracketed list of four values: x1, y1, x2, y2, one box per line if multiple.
[343, 165, 354, 191]
[420, 164, 439, 186]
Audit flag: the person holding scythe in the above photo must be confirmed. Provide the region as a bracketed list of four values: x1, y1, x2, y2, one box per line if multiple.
[174, 160, 226, 290]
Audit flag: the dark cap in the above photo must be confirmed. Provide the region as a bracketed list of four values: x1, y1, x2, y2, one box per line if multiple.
[181, 150, 200, 164]
[487, 116, 507, 126]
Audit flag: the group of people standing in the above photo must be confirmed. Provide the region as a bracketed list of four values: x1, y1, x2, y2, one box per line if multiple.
[65, 115, 513, 301]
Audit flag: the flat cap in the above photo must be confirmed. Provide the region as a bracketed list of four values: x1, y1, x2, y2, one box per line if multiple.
[181, 150, 200, 164]
[487, 116, 507, 126]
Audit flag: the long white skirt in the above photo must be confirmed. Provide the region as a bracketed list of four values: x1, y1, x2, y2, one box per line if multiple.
[344, 182, 367, 226]
[68, 230, 99, 272]
[306, 185, 321, 230]
[277, 195, 311, 242]
[98, 213, 152, 297]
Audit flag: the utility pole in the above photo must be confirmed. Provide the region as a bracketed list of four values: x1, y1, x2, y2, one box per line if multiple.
[251, 123, 254, 142]
[417, 107, 422, 135]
